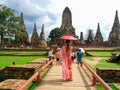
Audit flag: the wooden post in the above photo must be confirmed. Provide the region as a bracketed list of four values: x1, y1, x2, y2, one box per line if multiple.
[37, 73, 40, 83]
[50, 60, 53, 66]
[93, 74, 96, 85]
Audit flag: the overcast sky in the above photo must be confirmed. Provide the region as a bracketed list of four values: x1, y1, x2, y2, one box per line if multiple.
[0, 0, 120, 41]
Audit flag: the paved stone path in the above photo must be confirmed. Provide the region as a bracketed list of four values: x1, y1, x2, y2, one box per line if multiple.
[34, 63, 97, 90]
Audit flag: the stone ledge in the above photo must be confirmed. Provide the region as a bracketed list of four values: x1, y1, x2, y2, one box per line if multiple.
[0, 64, 43, 80]
[96, 68, 120, 83]
[0, 79, 26, 90]
[27, 59, 48, 64]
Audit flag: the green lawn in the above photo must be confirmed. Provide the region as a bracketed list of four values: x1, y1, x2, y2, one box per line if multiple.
[87, 51, 120, 56]
[0, 51, 49, 89]
[97, 83, 119, 90]
[0, 51, 47, 54]
[95, 58, 120, 69]
[85, 57, 120, 71]
[85, 51, 120, 71]
[0, 56, 46, 67]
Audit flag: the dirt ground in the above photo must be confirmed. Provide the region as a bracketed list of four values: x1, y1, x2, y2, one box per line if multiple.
[83, 57, 103, 68]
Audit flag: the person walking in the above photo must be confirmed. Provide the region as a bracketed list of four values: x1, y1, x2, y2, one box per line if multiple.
[71, 51, 75, 62]
[77, 48, 84, 67]
[48, 49, 53, 61]
[61, 40, 73, 81]
[55, 50, 60, 64]
[60, 35, 77, 81]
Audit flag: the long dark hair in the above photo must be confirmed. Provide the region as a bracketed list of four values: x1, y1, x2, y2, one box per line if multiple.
[65, 40, 71, 53]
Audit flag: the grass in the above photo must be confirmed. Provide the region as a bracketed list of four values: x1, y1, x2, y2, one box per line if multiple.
[0, 51, 47, 54]
[84, 54, 120, 90]
[26, 81, 37, 90]
[0, 56, 46, 67]
[0, 51, 51, 89]
[96, 83, 119, 90]
[95, 58, 120, 69]
[85, 57, 120, 71]
[87, 51, 120, 57]
[85, 51, 120, 70]
[84, 56, 93, 61]
[0, 50, 120, 89]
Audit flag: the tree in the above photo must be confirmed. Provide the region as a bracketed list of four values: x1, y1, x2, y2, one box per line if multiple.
[49, 27, 62, 44]
[0, 4, 20, 47]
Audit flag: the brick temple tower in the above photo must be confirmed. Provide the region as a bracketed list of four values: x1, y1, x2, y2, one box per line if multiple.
[31, 23, 39, 47]
[38, 24, 47, 48]
[94, 23, 103, 45]
[15, 12, 29, 47]
[79, 32, 85, 45]
[108, 10, 120, 46]
[60, 7, 77, 37]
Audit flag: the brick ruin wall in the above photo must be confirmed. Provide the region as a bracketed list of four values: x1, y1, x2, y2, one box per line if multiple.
[0, 59, 48, 81]
[96, 68, 120, 83]
[0, 59, 48, 90]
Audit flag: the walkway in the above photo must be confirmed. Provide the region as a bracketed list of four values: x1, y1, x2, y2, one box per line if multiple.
[34, 63, 97, 90]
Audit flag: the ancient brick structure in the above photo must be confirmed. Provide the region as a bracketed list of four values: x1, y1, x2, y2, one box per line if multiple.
[0, 59, 48, 89]
[79, 32, 85, 45]
[31, 23, 47, 48]
[15, 12, 29, 47]
[13, 8, 120, 48]
[108, 10, 120, 46]
[94, 23, 103, 45]
[0, 59, 48, 81]
[97, 68, 120, 83]
[86, 29, 94, 45]
[60, 7, 77, 37]
[0, 64, 42, 80]
[58, 7, 79, 45]
[31, 23, 39, 47]
[38, 24, 47, 48]
[0, 79, 26, 90]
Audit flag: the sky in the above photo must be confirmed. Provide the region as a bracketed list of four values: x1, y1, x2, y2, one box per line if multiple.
[0, 0, 120, 41]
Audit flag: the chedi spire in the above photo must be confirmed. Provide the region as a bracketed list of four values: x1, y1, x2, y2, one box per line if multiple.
[31, 23, 39, 47]
[60, 7, 76, 36]
[108, 10, 120, 46]
[38, 24, 47, 48]
[94, 23, 103, 44]
[79, 32, 85, 44]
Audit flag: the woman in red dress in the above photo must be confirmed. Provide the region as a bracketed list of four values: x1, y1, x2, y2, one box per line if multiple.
[61, 40, 72, 81]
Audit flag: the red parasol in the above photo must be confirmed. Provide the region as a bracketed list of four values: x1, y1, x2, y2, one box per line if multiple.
[60, 35, 78, 40]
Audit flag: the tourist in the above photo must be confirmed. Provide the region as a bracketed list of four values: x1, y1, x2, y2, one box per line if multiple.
[48, 49, 53, 61]
[61, 40, 73, 81]
[71, 51, 75, 62]
[55, 50, 60, 64]
[79, 48, 85, 55]
[60, 34, 77, 81]
[77, 48, 84, 67]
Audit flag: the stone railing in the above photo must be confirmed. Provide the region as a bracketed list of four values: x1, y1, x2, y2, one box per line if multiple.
[96, 68, 120, 83]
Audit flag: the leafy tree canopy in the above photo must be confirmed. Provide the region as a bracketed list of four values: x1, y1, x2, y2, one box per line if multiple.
[0, 4, 20, 46]
[49, 27, 62, 41]
[0, 4, 20, 35]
